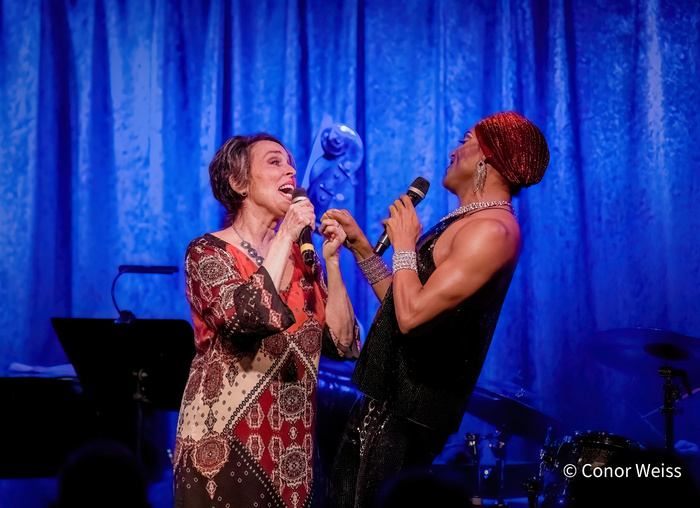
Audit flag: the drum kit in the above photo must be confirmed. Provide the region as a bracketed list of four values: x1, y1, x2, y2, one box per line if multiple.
[462, 328, 700, 507]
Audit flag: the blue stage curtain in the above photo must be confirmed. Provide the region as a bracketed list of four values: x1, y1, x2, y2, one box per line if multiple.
[2, 0, 700, 469]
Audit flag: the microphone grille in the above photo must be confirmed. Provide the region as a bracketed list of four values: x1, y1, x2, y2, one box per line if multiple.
[291, 187, 308, 201]
[410, 177, 430, 195]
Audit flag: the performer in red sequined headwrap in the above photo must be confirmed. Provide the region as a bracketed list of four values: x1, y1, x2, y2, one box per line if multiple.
[322, 111, 549, 508]
[474, 110, 550, 192]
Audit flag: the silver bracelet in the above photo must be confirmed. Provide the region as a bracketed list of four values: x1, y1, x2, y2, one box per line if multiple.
[392, 250, 417, 273]
[357, 254, 392, 285]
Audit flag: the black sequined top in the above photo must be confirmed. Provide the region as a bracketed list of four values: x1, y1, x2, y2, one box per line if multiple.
[352, 212, 513, 434]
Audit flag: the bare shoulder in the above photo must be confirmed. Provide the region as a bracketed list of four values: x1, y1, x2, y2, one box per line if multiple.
[415, 214, 521, 317]
[455, 214, 519, 243]
[436, 214, 521, 268]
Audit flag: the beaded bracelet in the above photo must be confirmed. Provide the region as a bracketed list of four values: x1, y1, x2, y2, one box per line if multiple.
[392, 250, 418, 273]
[357, 254, 392, 285]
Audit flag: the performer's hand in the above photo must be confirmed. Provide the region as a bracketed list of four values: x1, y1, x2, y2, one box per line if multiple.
[319, 217, 346, 263]
[383, 195, 422, 251]
[278, 198, 316, 244]
[321, 209, 372, 258]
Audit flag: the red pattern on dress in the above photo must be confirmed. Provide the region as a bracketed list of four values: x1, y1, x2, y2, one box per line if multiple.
[174, 234, 358, 508]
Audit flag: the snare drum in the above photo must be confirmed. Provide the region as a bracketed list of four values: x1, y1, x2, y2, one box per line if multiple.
[539, 431, 639, 507]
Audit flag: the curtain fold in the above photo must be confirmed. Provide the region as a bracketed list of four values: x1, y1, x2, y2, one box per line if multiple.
[2, 0, 699, 454]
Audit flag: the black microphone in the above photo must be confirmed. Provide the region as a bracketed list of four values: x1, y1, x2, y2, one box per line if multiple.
[291, 188, 315, 266]
[373, 177, 430, 256]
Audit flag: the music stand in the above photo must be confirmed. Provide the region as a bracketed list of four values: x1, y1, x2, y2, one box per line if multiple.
[51, 317, 195, 461]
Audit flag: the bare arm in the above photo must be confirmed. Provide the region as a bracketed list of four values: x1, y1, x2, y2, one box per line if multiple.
[386, 196, 520, 336]
[263, 198, 316, 290]
[323, 209, 393, 302]
[320, 218, 360, 357]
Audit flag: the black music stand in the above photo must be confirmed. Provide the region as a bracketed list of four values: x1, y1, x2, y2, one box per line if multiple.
[51, 318, 195, 463]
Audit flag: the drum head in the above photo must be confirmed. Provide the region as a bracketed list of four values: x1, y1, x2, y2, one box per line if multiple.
[539, 431, 640, 508]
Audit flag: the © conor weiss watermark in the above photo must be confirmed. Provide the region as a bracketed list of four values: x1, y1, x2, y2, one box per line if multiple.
[562, 462, 684, 479]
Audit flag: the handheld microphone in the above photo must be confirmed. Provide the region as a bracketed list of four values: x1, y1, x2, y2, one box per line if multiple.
[291, 188, 315, 266]
[373, 177, 430, 256]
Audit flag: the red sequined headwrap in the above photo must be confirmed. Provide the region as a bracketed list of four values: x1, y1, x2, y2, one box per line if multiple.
[473, 111, 550, 190]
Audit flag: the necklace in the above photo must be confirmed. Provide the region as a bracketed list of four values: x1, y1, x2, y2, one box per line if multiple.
[440, 200, 515, 222]
[231, 224, 265, 266]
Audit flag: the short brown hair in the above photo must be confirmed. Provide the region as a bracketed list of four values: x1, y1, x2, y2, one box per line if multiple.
[208, 133, 292, 224]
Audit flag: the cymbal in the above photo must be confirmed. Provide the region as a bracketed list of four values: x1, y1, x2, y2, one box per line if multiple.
[587, 328, 700, 374]
[466, 384, 559, 443]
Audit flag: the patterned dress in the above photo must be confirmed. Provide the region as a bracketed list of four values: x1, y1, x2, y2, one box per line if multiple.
[174, 233, 359, 508]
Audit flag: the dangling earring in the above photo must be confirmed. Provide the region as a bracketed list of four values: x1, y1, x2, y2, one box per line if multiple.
[473, 160, 487, 194]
